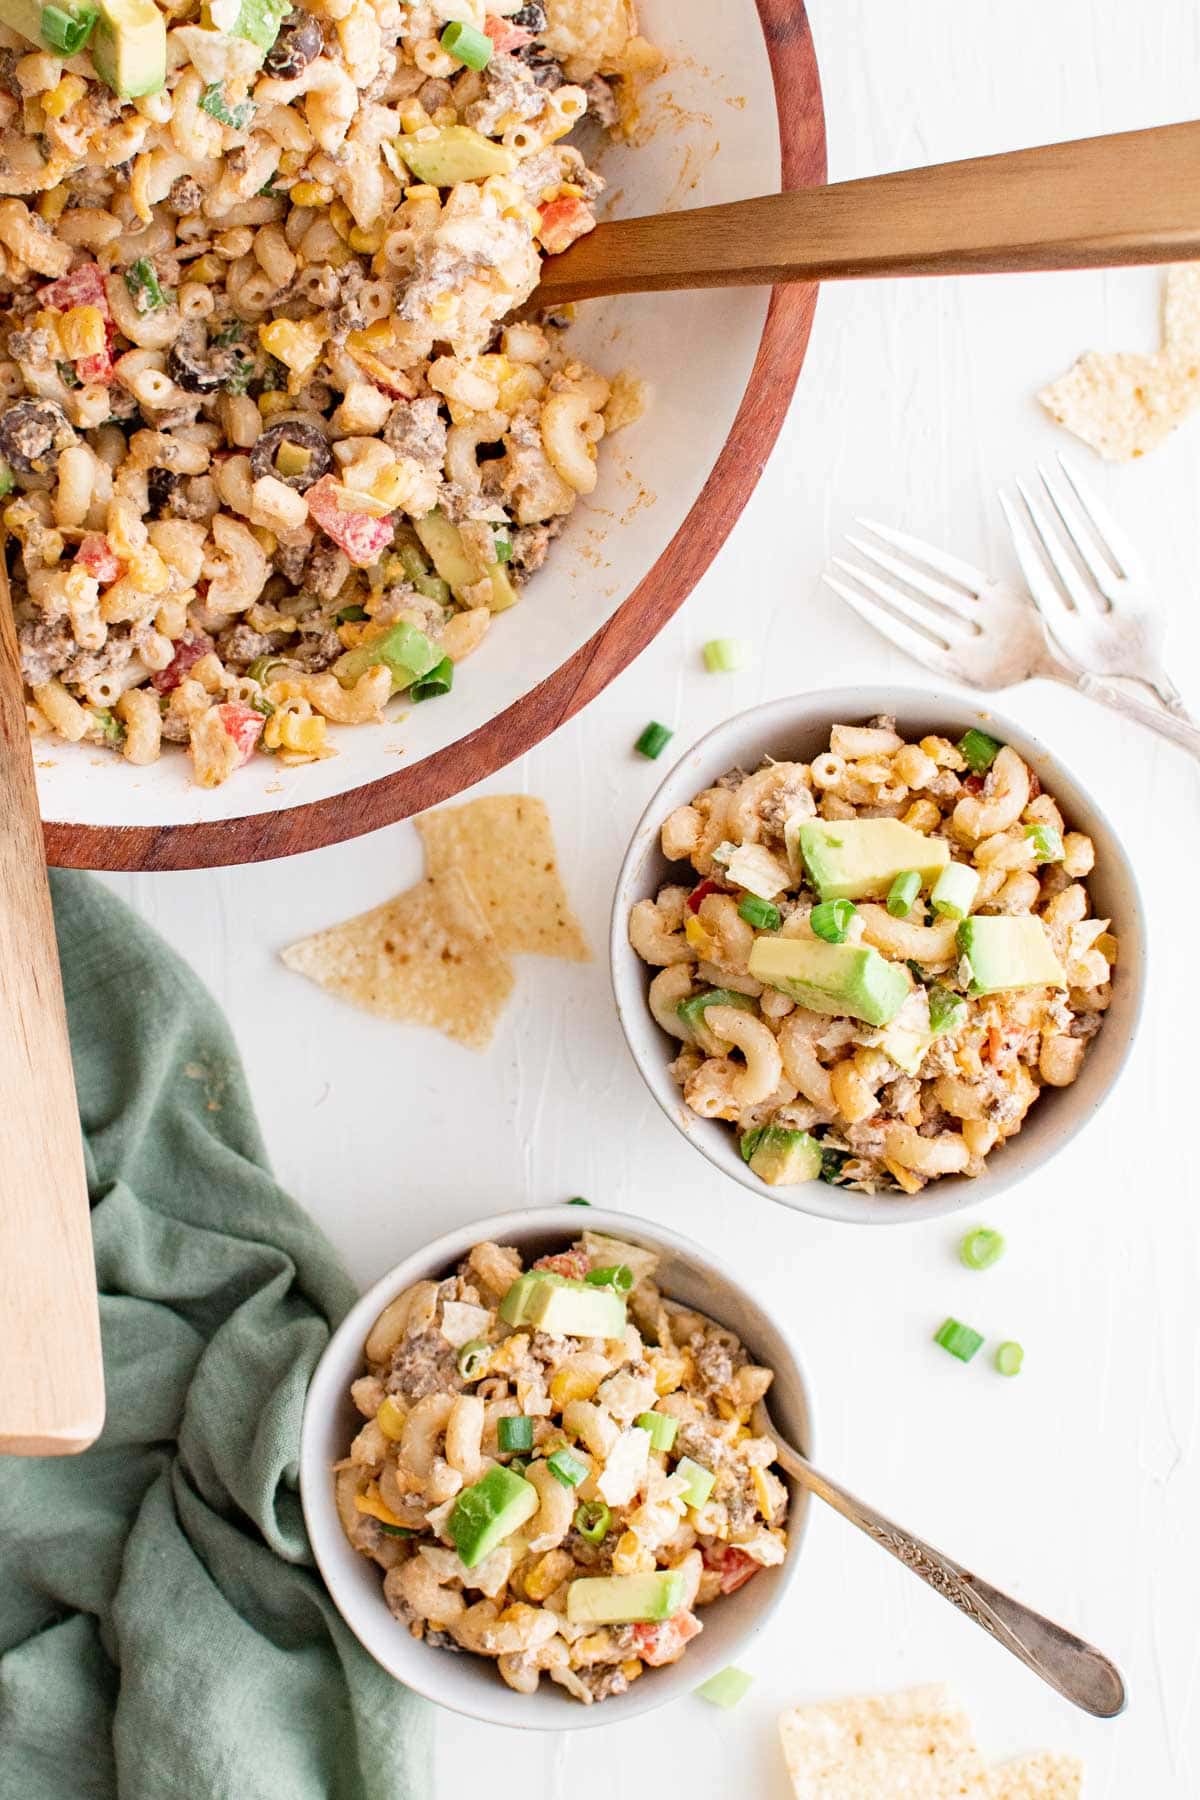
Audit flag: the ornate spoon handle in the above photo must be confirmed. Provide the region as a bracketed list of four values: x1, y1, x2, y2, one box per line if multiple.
[762, 1418, 1126, 1718]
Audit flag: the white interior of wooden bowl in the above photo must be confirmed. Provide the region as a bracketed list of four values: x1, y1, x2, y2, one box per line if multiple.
[35, 0, 780, 831]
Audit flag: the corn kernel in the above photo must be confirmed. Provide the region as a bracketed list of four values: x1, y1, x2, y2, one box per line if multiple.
[524, 1551, 571, 1601]
[651, 1351, 687, 1396]
[289, 181, 333, 207]
[257, 390, 295, 419]
[57, 305, 106, 360]
[612, 1531, 653, 1576]
[354, 1481, 405, 1527]
[490, 1332, 530, 1373]
[38, 185, 68, 223]
[258, 317, 326, 377]
[367, 463, 412, 512]
[902, 797, 941, 833]
[751, 1466, 775, 1521]
[277, 711, 326, 755]
[188, 253, 223, 283]
[428, 292, 456, 326]
[329, 200, 353, 239]
[621, 1660, 643, 1683]
[127, 546, 170, 595]
[251, 525, 278, 556]
[376, 1395, 406, 1440]
[883, 1157, 924, 1196]
[347, 224, 384, 254]
[684, 915, 713, 956]
[548, 1364, 605, 1408]
[41, 73, 86, 119]
[398, 101, 430, 134]
[277, 149, 305, 176]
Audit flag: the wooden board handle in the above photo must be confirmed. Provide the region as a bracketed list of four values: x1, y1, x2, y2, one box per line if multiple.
[0, 567, 104, 1455]
[537, 118, 1200, 305]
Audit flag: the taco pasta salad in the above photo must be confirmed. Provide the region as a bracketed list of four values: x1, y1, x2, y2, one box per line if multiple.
[337, 1231, 790, 1704]
[1, 0, 656, 783]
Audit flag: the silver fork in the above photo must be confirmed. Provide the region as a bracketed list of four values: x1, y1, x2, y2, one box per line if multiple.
[999, 454, 1190, 719]
[823, 523, 1200, 761]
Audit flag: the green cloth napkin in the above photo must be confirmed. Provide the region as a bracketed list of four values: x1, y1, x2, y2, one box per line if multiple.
[0, 872, 430, 1800]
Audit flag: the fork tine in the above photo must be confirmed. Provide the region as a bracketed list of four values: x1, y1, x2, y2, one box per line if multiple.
[998, 490, 1081, 644]
[822, 572, 961, 672]
[855, 518, 991, 594]
[829, 557, 957, 648]
[1037, 462, 1120, 607]
[1014, 476, 1097, 614]
[844, 535, 982, 624]
[1055, 453, 1146, 585]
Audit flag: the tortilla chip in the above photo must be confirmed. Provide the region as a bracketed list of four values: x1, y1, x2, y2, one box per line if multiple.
[778, 1685, 985, 1798]
[1163, 262, 1200, 359]
[416, 796, 590, 961]
[280, 868, 514, 1049]
[1039, 260, 1200, 460]
[981, 1752, 1085, 1799]
[1037, 349, 1200, 460]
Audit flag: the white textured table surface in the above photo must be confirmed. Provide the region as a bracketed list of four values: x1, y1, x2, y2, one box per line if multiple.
[102, 2, 1200, 1792]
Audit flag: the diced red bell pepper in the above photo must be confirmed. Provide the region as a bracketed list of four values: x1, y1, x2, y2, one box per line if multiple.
[702, 1544, 760, 1595]
[961, 773, 984, 797]
[74, 533, 121, 583]
[76, 344, 116, 386]
[538, 196, 596, 256]
[630, 1611, 702, 1667]
[213, 702, 264, 765]
[153, 632, 215, 694]
[533, 1249, 589, 1281]
[484, 12, 533, 51]
[687, 877, 721, 914]
[306, 475, 394, 569]
[39, 262, 110, 318]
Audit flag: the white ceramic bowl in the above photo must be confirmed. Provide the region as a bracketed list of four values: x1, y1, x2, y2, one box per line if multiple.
[610, 687, 1146, 1225]
[38, 0, 824, 868]
[300, 1204, 813, 1729]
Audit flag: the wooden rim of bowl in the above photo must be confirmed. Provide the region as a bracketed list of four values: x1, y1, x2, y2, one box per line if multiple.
[45, 0, 826, 871]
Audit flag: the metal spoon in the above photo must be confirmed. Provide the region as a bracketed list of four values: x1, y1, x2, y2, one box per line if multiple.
[755, 1403, 1126, 1718]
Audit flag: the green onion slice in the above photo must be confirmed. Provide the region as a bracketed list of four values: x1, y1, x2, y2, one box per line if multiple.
[696, 1666, 754, 1709]
[0, 460, 13, 498]
[497, 1414, 533, 1453]
[546, 1448, 588, 1489]
[508, 1456, 528, 1477]
[440, 18, 493, 67]
[810, 898, 856, 943]
[199, 82, 255, 130]
[1024, 821, 1064, 864]
[702, 637, 749, 673]
[456, 1339, 489, 1380]
[927, 985, 967, 1036]
[335, 604, 368, 624]
[573, 1498, 611, 1543]
[933, 1317, 984, 1362]
[492, 530, 512, 563]
[958, 727, 1003, 773]
[994, 1340, 1024, 1377]
[819, 1145, 848, 1183]
[377, 1521, 416, 1538]
[960, 1226, 1006, 1271]
[410, 655, 454, 702]
[676, 1456, 716, 1509]
[566, 1196, 590, 1206]
[585, 1264, 633, 1294]
[886, 870, 921, 918]
[40, 2, 96, 52]
[246, 654, 291, 686]
[635, 720, 673, 760]
[738, 895, 781, 931]
[124, 257, 170, 311]
[635, 1411, 678, 1452]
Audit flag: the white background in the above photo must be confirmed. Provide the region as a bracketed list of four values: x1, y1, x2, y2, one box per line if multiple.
[102, 2, 1200, 1792]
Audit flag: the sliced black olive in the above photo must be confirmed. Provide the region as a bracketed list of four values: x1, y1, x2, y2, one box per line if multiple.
[249, 420, 331, 492]
[167, 326, 225, 395]
[0, 398, 77, 475]
[263, 10, 324, 79]
[146, 467, 180, 514]
[517, 45, 563, 87]
[510, 3, 546, 28]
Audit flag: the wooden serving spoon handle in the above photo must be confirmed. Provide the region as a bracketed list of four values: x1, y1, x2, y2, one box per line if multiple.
[0, 559, 104, 1455]
[537, 118, 1200, 307]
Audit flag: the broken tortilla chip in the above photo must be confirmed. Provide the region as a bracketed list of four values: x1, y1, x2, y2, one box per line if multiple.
[416, 795, 590, 961]
[778, 1684, 985, 1799]
[1039, 260, 1200, 460]
[280, 867, 514, 1050]
[980, 1751, 1084, 1800]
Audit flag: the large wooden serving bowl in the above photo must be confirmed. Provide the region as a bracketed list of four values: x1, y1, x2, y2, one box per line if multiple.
[42, 0, 825, 870]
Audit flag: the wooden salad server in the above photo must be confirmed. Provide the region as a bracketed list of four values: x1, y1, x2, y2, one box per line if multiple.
[0, 555, 104, 1454]
[537, 118, 1200, 307]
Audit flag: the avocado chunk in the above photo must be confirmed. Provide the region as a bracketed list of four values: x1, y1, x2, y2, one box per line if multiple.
[448, 1465, 538, 1568]
[398, 125, 516, 186]
[796, 819, 950, 901]
[566, 1570, 686, 1625]
[90, 0, 166, 96]
[414, 507, 518, 612]
[749, 935, 912, 1028]
[498, 1270, 626, 1338]
[956, 915, 1066, 996]
[742, 1125, 821, 1186]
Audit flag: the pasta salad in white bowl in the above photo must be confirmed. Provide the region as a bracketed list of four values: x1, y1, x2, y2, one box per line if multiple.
[299, 1204, 812, 1726]
[611, 688, 1146, 1225]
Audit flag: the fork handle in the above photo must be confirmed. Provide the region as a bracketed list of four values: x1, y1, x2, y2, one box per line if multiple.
[1072, 672, 1200, 761]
